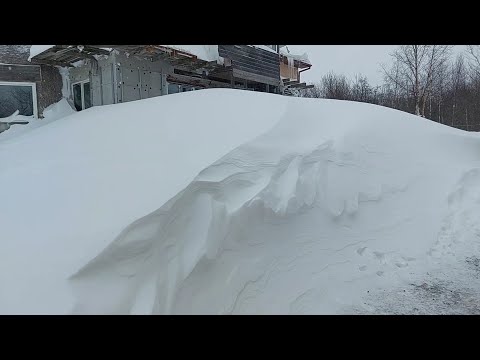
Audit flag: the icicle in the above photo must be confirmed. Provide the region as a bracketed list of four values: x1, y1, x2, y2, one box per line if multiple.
[287, 56, 294, 79]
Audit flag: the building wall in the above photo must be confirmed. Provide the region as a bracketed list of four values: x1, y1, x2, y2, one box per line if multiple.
[0, 45, 63, 118]
[218, 45, 280, 86]
[67, 52, 175, 107]
[115, 52, 172, 103]
[37, 64, 63, 115]
[280, 62, 298, 81]
[0, 45, 31, 64]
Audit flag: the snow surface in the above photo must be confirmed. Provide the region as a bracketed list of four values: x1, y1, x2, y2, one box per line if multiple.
[28, 45, 54, 61]
[0, 99, 75, 141]
[2, 89, 480, 314]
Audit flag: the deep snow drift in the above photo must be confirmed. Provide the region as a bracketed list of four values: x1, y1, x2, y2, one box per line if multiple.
[0, 99, 76, 141]
[1, 89, 480, 314]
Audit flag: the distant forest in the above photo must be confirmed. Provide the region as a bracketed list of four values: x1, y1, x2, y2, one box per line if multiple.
[296, 45, 480, 131]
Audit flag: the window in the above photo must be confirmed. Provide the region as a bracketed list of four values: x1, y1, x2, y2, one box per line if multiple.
[72, 80, 92, 111]
[0, 82, 37, 118]
[168, 83, 197, 94]
[168, 83, 181, 94]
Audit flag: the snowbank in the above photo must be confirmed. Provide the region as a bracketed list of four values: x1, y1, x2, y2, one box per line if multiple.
[0, 89, 286, 314]
[2, 89, 480, 314]
[0, 99, 75, 141]
[28, 45, 54, 61]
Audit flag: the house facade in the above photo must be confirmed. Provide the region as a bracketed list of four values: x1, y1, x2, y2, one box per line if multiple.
[0, 45, 312, 118]
[0, 45, 63, 119]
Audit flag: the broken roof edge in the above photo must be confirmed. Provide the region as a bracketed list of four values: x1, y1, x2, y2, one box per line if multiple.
[280, 48, 312, 68]
[28, 45, 55, 61]
[29, 45, 223, 67]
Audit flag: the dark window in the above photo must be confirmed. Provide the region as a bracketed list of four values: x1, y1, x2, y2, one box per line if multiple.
[73, 83, 82, 111]
[83, 82, 91, 109]
[0, 84, 35, 118]
[168, 84, 180, 94]
[72, 81, 91, 111]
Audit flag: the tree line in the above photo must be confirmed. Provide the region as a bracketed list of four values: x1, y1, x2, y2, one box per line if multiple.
[297, 45, 480, 131]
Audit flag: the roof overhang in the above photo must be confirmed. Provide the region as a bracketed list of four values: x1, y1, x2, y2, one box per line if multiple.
[29, 45, 111, 67]
[280, 53, 311, 69]
[30, 45, 219, 72]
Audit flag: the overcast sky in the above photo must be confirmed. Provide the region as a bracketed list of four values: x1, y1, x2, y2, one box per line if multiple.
[287, 45, 467, 86]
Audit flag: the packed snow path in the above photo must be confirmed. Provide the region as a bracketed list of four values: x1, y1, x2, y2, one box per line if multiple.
[1, 89, 480, 314]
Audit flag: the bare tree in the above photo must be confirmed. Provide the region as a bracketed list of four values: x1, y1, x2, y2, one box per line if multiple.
[302, 82, 323, 98]
[291, 45, 480, 132]
[466, 45, 480, 78]
[321, 72, 351, 100]
[448, 54, 467, 124]
[383, 45, 452, 117]
[351, 74, 373, 103]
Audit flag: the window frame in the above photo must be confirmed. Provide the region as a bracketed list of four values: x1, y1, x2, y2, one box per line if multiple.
[71, 79, 91, 111]
[0, 81, 38, 118]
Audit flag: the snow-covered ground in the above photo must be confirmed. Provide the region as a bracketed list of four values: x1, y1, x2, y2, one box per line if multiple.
[1, 89, 480, 314]
[0, 99, 75, 141]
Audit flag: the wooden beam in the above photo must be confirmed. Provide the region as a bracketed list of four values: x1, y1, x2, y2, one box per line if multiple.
[30, 58, 73, 67]
[82, 46, 111, 55]
[232, 68, 280, 87]
[283, 79, 300, 86]
[0, 64, 41, 82]
[287, 82, 307, 89]
[51, 46, 76, 59]
[167, 73, 231, 88]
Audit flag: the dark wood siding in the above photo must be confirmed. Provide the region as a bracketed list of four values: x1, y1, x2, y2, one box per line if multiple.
[1, 45, 63, 118]
[0, 64, 41, 82]
[0, 45, 31, 65]
[218, 45, 280, 86]
[37, 65, 63, 115]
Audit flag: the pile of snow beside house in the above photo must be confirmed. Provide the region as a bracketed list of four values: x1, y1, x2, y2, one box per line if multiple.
[0, 89, 286, 314]
[1, 89, 480, 314]
[0, 99, 75, 141]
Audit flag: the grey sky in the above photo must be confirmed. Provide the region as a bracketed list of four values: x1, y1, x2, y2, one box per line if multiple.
[288, 45, 467, 86]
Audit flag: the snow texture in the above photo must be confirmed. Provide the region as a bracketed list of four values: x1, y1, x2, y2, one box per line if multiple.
[1, 89, 480, 314]
[0, 99, 75, 141]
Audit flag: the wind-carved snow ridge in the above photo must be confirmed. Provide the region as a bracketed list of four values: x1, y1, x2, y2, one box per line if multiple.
[69, 102, 415, 315]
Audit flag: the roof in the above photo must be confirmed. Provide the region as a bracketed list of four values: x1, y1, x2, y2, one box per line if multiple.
[279, 48, 312, 68]
[29, 45, 220, 71]
[29, 45, 111, 66]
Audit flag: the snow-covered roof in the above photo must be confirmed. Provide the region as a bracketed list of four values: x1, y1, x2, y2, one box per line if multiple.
[160, 45, 219, 62]
[28, 45, 55, 61]
[280, 47, 311, 66]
